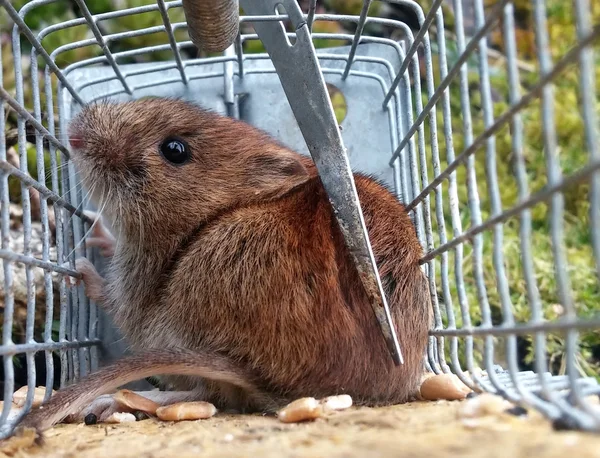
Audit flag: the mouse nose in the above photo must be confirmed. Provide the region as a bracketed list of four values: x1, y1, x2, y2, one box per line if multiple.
[69, 137, 84, 149]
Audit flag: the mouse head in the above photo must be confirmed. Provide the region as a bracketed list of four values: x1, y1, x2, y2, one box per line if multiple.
[67, 98, 310, 243]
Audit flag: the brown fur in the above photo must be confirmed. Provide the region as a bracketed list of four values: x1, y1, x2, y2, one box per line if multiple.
[17, 98, 431, 435]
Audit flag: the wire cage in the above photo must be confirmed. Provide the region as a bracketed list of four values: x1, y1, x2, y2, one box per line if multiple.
[0, 0, 599, 439]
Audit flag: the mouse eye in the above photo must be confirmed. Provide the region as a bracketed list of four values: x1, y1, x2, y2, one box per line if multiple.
[159, 137, 190, 165]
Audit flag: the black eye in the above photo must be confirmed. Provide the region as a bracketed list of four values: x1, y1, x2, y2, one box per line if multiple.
[159, 137, 190, 165]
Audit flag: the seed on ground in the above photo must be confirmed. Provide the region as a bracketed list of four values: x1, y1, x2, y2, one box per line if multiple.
[12, 386, 54, 408]
[419, 373, 472, 401]
[156, 401, 217, 421]
[320, 395, 353, 412]
[278, 397, 323, 423]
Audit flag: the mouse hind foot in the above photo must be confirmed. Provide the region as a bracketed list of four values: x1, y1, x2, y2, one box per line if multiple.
[64, 390, 202, 424]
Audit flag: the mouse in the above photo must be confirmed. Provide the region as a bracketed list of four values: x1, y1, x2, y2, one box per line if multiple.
[16, 97, 432, 435]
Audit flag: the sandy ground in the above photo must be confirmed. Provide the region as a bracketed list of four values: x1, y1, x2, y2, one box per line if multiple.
[2, 398, 600, 458]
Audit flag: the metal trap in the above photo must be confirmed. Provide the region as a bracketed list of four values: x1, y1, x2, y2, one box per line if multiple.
[1, 0, 599, 439]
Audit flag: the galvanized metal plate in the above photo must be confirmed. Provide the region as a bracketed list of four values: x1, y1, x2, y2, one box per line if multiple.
[65, 42, 403, 190]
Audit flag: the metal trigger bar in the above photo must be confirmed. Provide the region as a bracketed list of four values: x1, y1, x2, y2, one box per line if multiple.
[239, 0, 404, 366]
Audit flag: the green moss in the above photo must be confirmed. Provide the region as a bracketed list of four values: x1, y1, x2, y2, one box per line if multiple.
[10, 0, 71, 31]
[243, 39, 266, 55]
[327, 83, 347, 124]
[311, 21, 348, 50]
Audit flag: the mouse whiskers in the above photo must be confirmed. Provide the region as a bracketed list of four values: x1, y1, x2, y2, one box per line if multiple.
[66, 179, 94, 228]
[45, 160, 70, 185]
[65, 191, 107, 260]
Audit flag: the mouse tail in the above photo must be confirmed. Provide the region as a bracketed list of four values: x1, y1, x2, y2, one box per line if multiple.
[14, 347, 277, 437]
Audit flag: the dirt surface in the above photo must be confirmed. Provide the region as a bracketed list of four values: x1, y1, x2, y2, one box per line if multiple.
[2, 399, 600, 458]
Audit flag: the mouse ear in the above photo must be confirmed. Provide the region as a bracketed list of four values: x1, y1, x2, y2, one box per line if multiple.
[245, 149, 309, 196]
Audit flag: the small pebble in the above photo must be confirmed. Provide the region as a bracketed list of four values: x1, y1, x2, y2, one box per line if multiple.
[552, 416, 579, 431]
[492, 365, 505, 374]
[84, 413, 98, 425]
[505, 406, 528, 417]
[133, 411, 149, 421]
[466, 392, 479, 399]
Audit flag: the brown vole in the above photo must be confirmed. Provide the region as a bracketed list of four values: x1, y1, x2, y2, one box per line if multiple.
[17, 98, 431, 434]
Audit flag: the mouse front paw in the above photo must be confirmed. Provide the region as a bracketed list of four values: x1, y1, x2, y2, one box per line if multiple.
[83, 210, 116, 257]
[62, 257, 106, 303]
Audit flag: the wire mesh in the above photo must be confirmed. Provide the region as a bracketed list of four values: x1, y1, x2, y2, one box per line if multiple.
[0, 0, 598, 438]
